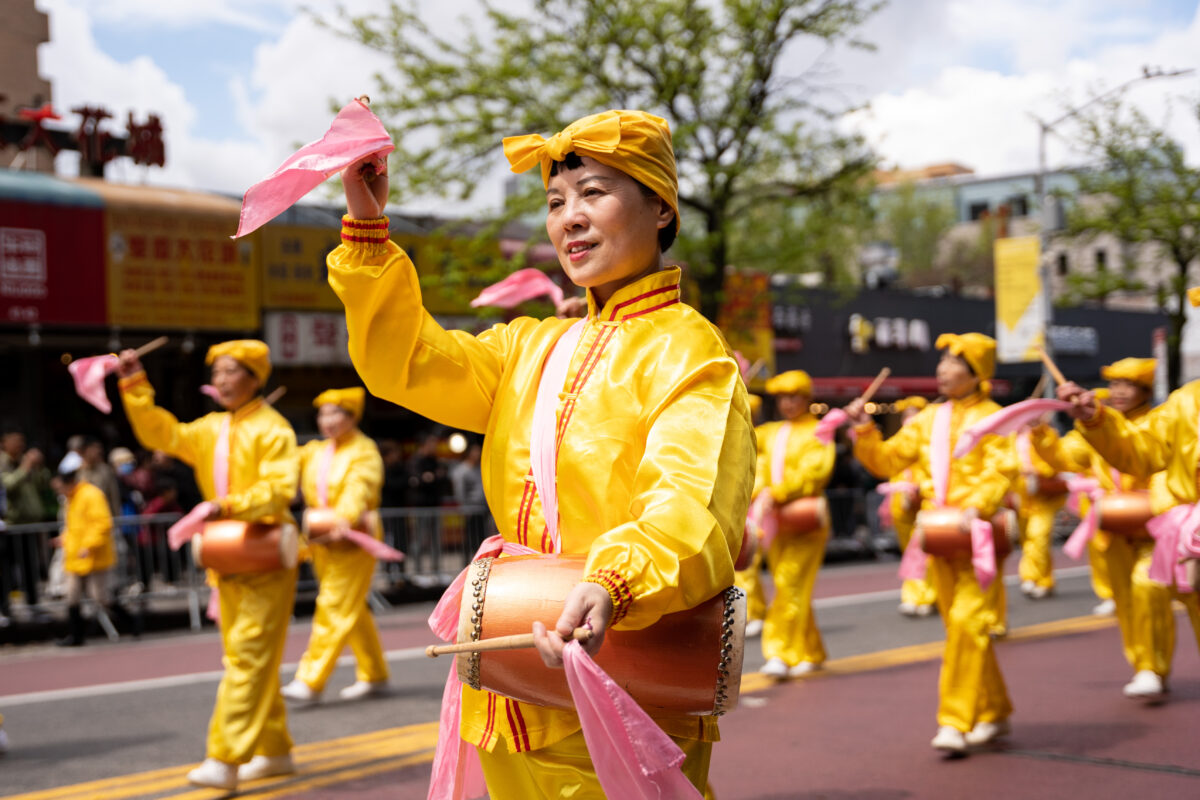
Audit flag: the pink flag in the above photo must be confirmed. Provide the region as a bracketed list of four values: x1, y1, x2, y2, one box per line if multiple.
[953, 399, 1073, 458]
[471, 268, 565, 309]
[814, 408, 849, 445]
[233, 99, 395, 239]
[68, 355, 118, 414]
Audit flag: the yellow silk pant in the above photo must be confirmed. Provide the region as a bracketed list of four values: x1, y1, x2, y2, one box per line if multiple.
[294, 542, 388, 690]
[762, 527, 828, 666]
[1018, 495, 1064, 589]
[733, 545, 767, 622]
[1105, 535, 1200, 676]
[477, 729, 712, 799]
[895, 514, 937, 607]
[928, 556, 1012, 731]
[982, 555, 1008, 636]
[207, 567, 297, 764]
[1089, 536, 1113, 602]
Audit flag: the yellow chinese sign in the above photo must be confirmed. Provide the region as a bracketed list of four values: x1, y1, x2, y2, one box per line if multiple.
[259, 225, 344, 310]
[994, 235, 1044, 363]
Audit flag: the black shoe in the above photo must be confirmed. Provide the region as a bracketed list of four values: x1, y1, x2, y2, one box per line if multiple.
[58, 605, 86, 646]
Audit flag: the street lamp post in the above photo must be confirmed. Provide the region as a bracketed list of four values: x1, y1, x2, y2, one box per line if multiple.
[1030, 66, 1194, 394]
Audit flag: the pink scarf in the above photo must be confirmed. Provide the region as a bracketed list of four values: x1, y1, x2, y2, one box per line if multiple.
[751, 423, 792, 552]
[314, 439, 406, 561]
[1062, 477, 1103, 560]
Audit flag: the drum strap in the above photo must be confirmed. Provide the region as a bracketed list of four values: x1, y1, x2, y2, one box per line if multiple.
[530, 318, 586, 552]
[214, 415, 231, 499]
[930, 402, 952, 507]
[1016, 428, 1034, 474]
[316, 440, 336, 507]
[770, 422, 792, 487]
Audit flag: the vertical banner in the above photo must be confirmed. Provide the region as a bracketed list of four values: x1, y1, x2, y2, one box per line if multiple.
[717, 269, 775, 388]
[994, 235, 1045, 363]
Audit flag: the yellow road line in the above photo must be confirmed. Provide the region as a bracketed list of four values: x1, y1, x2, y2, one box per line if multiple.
[4, 613, 1119, 800]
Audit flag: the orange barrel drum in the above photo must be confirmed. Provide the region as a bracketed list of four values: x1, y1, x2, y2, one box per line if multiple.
[734, 524, 758, 571]
[1097, 491, 1154, 536]
[455, 554, 745, 716]
[776, 496, 829, 537]
[917, 508, 1016, 560]
[1029, 475, 1070, 497]
[192, 520, 299, 575]
[301, 508, 378, 543]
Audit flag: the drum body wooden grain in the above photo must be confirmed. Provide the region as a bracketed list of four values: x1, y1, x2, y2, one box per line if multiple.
[776, 496, 829, 537]
[1097, 492, 1154, 536]
[192, 520, 299, 575]
[455, 555, 744, 716]
[917, 508, 1015, 560]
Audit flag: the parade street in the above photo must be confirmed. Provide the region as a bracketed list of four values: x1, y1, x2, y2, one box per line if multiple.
[3, 551, 1199, 800]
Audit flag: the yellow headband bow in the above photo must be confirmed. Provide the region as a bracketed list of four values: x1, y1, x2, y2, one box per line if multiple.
[313, 387, 365, 421]
[503, 109, 680, 232]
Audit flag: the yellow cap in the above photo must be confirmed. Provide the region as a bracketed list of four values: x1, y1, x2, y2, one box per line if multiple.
[503, 110, 680, 232]
[206, 340, 270, 384]
[1189, 287, 1200, 307]
[313, 387, 366, 421]
[894, 396, 928, 412]
[765, 370, 813, 397]
[1100, 357, 1156, 389]
[935, 333, 996, 381]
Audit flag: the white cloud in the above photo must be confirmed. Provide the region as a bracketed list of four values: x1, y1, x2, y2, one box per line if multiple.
[61, 0, 299, 35]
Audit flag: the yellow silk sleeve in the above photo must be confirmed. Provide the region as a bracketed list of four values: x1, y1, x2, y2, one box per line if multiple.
[852, 411, 923, 480]
[1077, 403, 1170, 480]
[582, 358, 755, 630]
[220, 414, 298, 523]
[118, 372, 209, 468]
[957, 432, 1016, 518]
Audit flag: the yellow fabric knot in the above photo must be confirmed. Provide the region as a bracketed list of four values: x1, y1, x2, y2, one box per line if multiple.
[313, 387, 366, 421]
[1100, 358, 1156, 389]
[935, 332, 996, 382]
[206, 340, 271, 384]
[503, 112, 623, 176]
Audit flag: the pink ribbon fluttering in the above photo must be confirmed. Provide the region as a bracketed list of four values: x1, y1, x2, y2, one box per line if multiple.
[471, 268, 565, 310]
[952, 399, 1073, 458]
[68, 355, 118, 414]
[167, 501, 218, 551]
[928, 401, 996, 587]
[563, 641, 704, 800]
[898, 531, 928, 581]
[1146, 505, 1200, 592]
[233, 99, 395, 239]
[1062, 477, 1102, 560]
[970, 518, 997, 590]
[814, 408, 849, 445]
[875, 481, 919, 529]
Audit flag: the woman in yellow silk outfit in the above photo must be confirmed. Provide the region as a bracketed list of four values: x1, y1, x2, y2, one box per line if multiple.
[889, 396, 937, 617]
[328, 110, 755, 797]
[283, 387, 389, 704]
[734, 393, 768, 636]
[753, 370, 835, 678]
[1053, 357, 1200, 701]
[117, 340, 299, 791]
[848, 333, 1017, 754]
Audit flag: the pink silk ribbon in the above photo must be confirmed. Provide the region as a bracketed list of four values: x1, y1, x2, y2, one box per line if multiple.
[563, 641, 704, 800]
[813, 408, 849, 445]
[1146, 504, 1199, 592]
[970, 517, 997, 590]
[875, 480, 919, 530]
[313, 440, 404, 561]
[213, 416, 230, 500]
[233, 99, 395, 238]
[1062, 477, 1102, 560]
[471, 268, 565, 310]
[166, 500, 218, 551]
[316, 441, 336, 508]
[530, 319, 586, 552]
[952, 399, 1073, 458]
[68, 355, 118, 414]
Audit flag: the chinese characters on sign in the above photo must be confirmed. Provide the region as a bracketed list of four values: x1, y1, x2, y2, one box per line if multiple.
[263, 312, 352, 366]
[0, 228, 48, 300]
[847, 314, 932, 354]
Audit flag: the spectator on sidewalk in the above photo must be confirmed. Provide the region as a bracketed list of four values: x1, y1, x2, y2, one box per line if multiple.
[79, 437, 122, 517]
[1, 429, 54, 621]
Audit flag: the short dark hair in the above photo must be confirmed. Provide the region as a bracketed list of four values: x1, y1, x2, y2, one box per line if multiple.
[548, 152, 677, 251]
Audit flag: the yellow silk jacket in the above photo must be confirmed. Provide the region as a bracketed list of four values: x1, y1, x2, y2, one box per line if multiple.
[753, 416, 835, 502]
[61, 481, 115, 575]
[299, 431, 383, 523]
[853, 390, 1016, 517]
[1078, 382, 1200, 513]
[118, 374, 298, 524]
[328, 227, 756, 752]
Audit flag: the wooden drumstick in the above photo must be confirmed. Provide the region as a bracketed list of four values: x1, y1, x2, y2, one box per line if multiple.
[1028, 373, 1049, 401]
[132, 336, 169, 358]
[264, 386, 287, 406]
[859, 367, 891, 403]
[1036, 347, 1068, 387]
[425, 627, 594, 658]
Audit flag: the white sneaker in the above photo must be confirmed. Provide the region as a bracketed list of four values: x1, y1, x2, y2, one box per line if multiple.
[1123, 670, 1166, 700]
[280, 679, 321, 704]
[915, 603, 935, 617]
[0, 726, 9, 755]
[238, 753, 295, 781]
[1020, 580, 1036, 596]
[744, 618, 764, 637]
[788, 661, 822, 677]
[759, 657, 788, 678]
[965, 719, 1011, 746]
[1092, 598, 1117, 616]
[187, 758, 238, 790]
[1028, 585, 1052, 599]
[930, 725, 966, 753]
[898, 602, 918, 616]
[338, 680, 388, 701]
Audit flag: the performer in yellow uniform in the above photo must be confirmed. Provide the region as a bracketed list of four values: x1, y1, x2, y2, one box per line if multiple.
[1014, 420, 1068, 599]
[887, 396, 937, 617]
[1086, 388, 1116, 616]
[735, 393, 768, 636]
[50, 451, 116, 647]
[753, 370, 835, 678]
[283, 387, 390, 703]
[117, 340, 299, 791]
[848, 333, 1017, 754]
[328, 110, 755, 797]
[1054, 357, 1200, 701]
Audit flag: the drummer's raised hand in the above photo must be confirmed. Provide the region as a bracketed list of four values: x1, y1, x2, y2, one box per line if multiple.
[1055, 381, 1098, 421]
[532, 582, 613, 668]
[844, 397, 871, 426]
[343, 152, 390, 220]
[116, 348, 144, 378]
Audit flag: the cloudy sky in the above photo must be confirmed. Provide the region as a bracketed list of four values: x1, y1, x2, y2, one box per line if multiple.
[31, 0, 1200, 213]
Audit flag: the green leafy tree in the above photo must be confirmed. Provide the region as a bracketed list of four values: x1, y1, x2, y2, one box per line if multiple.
[323, 0, 882, 319]
[1062, 98, 1200, 387]
[876, 181, 956, 282]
